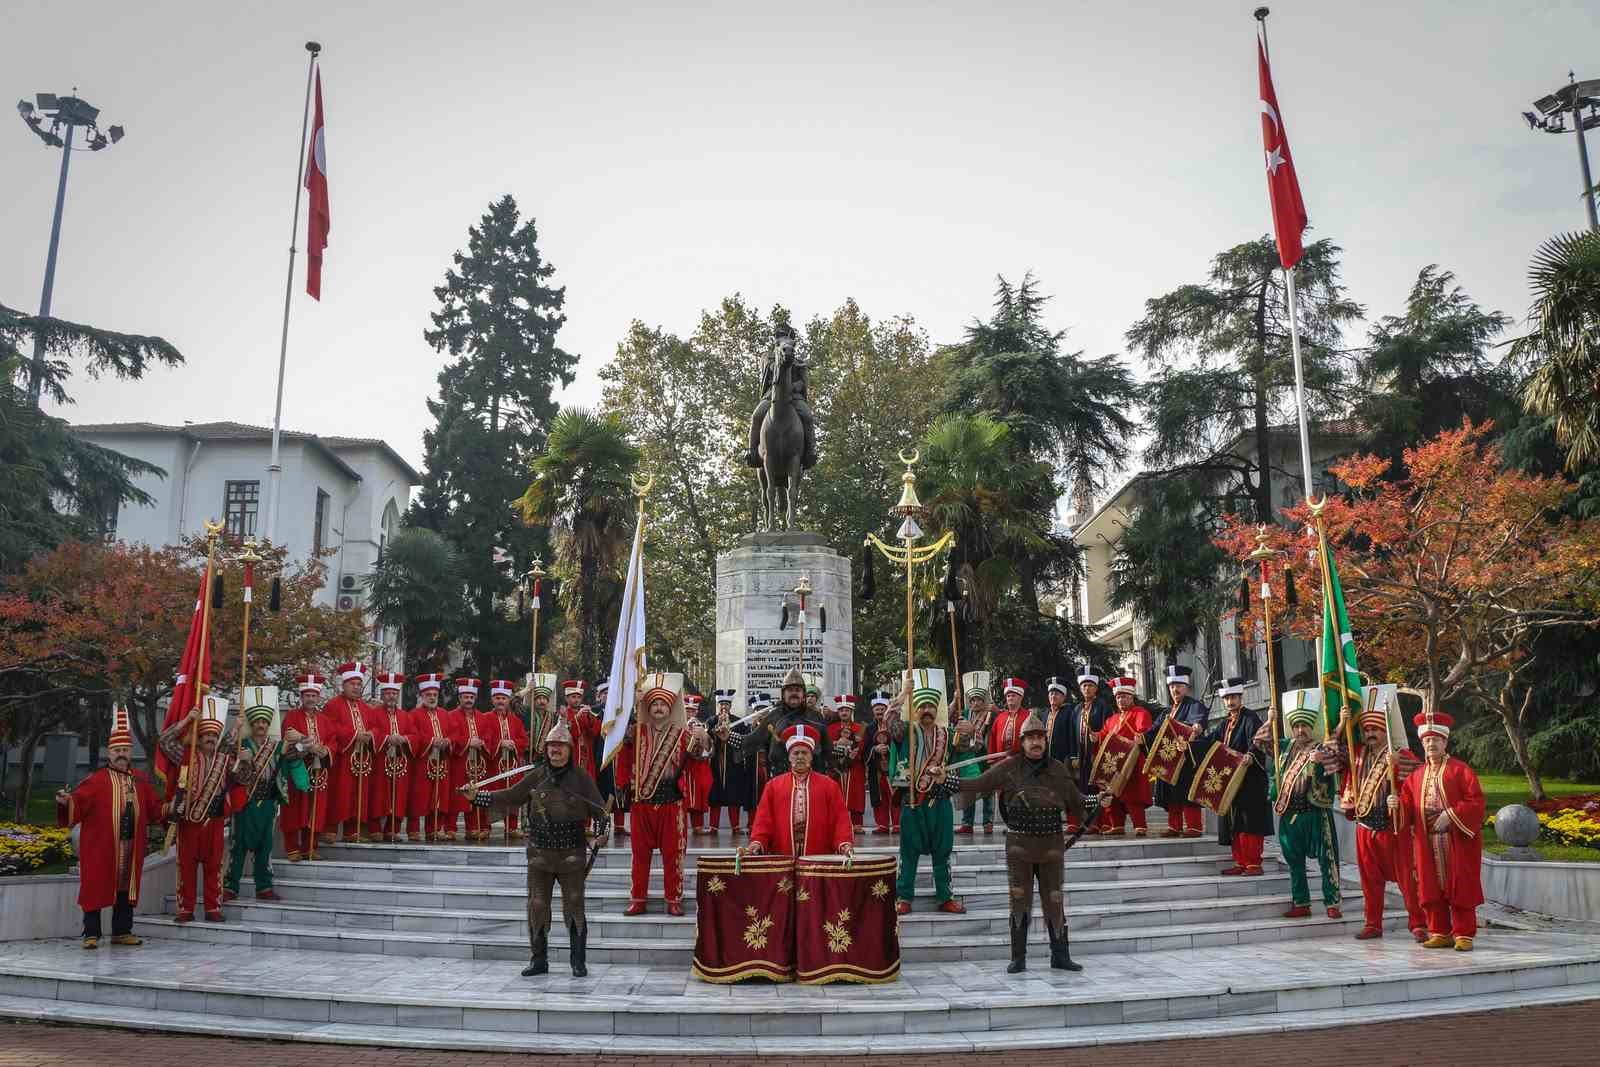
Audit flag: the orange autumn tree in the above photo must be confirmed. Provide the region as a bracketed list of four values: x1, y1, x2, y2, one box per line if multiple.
[1218, 421, 1600, 799]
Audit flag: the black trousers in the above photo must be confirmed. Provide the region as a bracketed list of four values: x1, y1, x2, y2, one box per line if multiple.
[82, 892, 134, 938]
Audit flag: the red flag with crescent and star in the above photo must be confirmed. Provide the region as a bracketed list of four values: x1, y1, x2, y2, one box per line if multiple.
[1258, 38, 1306, 271]
[305, 69, 330, 300]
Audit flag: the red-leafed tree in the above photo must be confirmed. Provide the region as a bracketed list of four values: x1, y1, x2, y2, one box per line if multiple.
[1218, 421, 1600, 798]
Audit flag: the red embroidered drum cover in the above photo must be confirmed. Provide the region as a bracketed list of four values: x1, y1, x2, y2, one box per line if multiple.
[1186, 741, 1250, 816]
[1143, 716, 1200, 786]
[1088, 729, 1141, 796]
[793, 854, 900, 985]
[690, 854, 796, 983]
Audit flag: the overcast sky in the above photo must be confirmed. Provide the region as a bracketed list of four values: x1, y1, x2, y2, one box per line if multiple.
[5, 1, 1595, 474]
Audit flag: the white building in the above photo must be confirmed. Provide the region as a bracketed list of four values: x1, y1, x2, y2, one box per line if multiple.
[70, 421, 420, 612]
[1067, 424, 1359, 704]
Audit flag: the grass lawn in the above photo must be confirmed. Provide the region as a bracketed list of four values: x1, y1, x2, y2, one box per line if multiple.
[1478, 773, 1600, 863]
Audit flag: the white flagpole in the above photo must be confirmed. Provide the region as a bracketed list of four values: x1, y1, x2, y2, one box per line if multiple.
[266, 41, 320, 546]
[1283, 268, 1317, 501]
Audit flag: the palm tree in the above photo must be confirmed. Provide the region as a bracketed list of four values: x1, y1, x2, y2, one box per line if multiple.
[1511, 230, 1600, 471]
[362, 527, 467, 669]
[517, 408, 640, 681]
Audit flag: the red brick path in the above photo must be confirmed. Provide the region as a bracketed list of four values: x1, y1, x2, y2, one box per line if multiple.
[3, 1001, 1598, 1066]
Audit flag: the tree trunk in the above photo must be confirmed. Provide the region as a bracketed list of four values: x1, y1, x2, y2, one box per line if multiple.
[1499, 681, 1545, 802]
[12, 729, 42, 822]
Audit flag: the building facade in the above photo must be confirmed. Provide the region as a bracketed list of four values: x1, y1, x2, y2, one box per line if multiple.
[70, 421, 419, 613]
[1067, 425, 1358, 708]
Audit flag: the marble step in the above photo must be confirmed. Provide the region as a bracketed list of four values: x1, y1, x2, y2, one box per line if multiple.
[191, 891, 1370, 942]
[310, 833, 1221, 869]
[272, 850, 1234, 890]
[131, 907, 1403, 962]
[2, 934, 1596, 1048]
[230, 868, 1305, 914]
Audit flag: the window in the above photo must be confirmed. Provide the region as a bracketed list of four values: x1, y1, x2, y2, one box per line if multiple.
[313, 489, 330, 555]
[224, 480, 260, 540]
[1139, 642, 1156, 697]
[1235, 632, 1259, 686]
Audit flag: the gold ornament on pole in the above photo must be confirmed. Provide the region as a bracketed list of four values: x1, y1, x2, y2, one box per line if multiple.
[167, 518, 225, 851]
[1246, 526, 1283, 784]
[864, 450, 955, 672]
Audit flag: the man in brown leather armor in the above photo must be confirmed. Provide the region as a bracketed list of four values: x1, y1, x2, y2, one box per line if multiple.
[463, 720, 605, 978]
[950, 711, 1106, 974]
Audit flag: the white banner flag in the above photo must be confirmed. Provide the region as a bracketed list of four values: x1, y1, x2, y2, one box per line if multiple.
[600, 518, 647, 770]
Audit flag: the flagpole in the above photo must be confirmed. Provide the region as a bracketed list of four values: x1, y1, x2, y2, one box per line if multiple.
[1283, 269, 1318, 500]
[266, 41, 321, 547]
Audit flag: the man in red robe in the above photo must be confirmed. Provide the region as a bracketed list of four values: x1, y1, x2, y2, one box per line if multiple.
[1098, 677, 1153, 835]
[480, 679, 529, 839]
[826, 695, 868, 832]
[623, 674, 710, 916]
[158, 699, 244, 922]
[865, 692, 899, 833]
[369, 672, 422, 842]
[682, 694, 714, 835]
[57, 705, 165, 949]
[325, 662, 385, 842]
[562, 679, 604, 833]
[1399, 710, 1485, 951]
[1335, 699, 1425, 941]
[747, 724, 856, 856]
[453, 678, 495, 840]
[406, 674, 463, 842]
[988, 678, 1027, 759]
[280, 673, 344, 859]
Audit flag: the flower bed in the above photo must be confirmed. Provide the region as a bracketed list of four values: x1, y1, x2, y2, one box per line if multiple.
[1489, 795, 1600, 852]
[0, 823, 75, 877]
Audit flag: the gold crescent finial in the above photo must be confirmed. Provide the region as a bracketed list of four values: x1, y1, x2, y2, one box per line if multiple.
[1307, 495, 1327, 517]
[630, 473, 655, 496]
[898, 449, 919, 467]
[203, 518, 225, 538]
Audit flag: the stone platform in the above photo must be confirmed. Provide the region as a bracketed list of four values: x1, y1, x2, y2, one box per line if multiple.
[1, 822, 1596, 1055]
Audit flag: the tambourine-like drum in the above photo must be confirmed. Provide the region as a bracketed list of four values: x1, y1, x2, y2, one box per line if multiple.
[794, 854, 900, 985]
[1144, 716, 1200, 786]
[691, 854, 797, 983]
[1089, 729, 1142, 797]
[1187, 742, 1251, 816]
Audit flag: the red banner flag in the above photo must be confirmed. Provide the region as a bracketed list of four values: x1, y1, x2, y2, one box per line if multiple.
[305, 69, 330, 300]
[157, 562, 213, 787]
[1258, 38, 1307, 270]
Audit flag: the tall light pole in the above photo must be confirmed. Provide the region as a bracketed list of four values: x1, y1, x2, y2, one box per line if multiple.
[1523, 73, 1600, 231]
[16, 92, 126, 407]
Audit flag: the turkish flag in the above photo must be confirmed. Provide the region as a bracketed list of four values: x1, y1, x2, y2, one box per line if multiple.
[1258, 39, 1307, 271]
[157, 562, 213, 788]
[305, 69, 330, 300]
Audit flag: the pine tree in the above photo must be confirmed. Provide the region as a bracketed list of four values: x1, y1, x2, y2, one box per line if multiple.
[409, 195, 576, 677]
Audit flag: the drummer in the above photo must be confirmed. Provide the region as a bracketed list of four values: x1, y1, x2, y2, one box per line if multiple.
[745, 725, 855, 856]
[1204, 677, 1274, 877]
[1097, 677, 1153, 836]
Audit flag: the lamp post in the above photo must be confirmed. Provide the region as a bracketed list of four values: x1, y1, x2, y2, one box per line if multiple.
[1523, 73, 1600, 231]
[16, 91, 126, 407]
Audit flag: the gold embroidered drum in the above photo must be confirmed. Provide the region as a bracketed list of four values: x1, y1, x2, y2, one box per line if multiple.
[794, 854, 900, 985]
[1143, 716, 1200, 786]
[691, 854, 797, 983]
[1186, 742, 1251, 816]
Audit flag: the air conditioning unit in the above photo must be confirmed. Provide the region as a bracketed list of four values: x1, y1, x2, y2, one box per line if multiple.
[338, 595, 355, 611]
[340, 575, 357, 591]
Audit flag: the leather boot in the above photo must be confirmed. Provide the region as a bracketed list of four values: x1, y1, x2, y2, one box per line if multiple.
[521, 929, 548, 977]
[1006, 913, 1029, 974]
[568, 919, 588, 978]
[1049, 924, 1082, 972]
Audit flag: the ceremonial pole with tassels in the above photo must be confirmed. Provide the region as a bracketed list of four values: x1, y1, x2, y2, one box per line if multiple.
[1246, 527, 1284, 785]
[167, 519, 225, 851]
[864, 450, 955, 675]
[234, 539, 261, 760]
[945, 565, 965, 715]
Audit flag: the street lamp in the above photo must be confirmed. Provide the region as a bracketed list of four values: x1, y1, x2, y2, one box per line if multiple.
[15, 90, 127, 406]
[1522, 73, 1600, 231]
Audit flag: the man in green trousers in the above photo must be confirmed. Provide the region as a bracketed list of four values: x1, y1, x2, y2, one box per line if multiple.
[1266, 695, 1342, 919]
[225, 687, 308, 902]
[888, 668, 966, 915]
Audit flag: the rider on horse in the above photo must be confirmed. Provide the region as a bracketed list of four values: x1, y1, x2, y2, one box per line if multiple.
[746, 322, 818, 471]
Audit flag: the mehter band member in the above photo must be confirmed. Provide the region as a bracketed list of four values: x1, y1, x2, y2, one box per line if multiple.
[1400, 708, 1485, 951]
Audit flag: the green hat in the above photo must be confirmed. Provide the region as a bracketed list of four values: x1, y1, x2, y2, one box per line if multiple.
[913, 686, 942, 708]
[1284, 706, 1319, 730]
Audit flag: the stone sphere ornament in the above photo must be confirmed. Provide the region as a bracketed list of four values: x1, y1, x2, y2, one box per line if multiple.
[1495, 803, 1542, 861]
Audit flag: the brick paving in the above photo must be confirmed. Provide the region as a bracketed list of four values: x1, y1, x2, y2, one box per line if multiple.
[3, 1001, 1598, 1067]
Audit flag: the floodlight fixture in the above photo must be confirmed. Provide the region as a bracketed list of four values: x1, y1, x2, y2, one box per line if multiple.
[1523, 72, 1600, 230]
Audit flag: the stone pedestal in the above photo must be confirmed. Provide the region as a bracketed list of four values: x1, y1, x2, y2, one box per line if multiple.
[716, 533, 853, 702]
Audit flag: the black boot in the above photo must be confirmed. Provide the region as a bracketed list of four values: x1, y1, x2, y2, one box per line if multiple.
[522, 928, 549, 977]
[568, 919, 588, 978]
[1006, 913, 1029, 974]
[1049, 924, 1082, 972]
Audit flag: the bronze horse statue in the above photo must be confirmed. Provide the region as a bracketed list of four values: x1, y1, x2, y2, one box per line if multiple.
[757, 341, 804, 530]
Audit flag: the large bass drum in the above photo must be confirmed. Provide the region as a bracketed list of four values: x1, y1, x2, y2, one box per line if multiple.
[690, 854, 796, 983]
[793, 854, 900, 985]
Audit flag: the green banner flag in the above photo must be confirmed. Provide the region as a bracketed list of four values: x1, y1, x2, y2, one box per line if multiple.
[1315, 520, 1362, 734]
